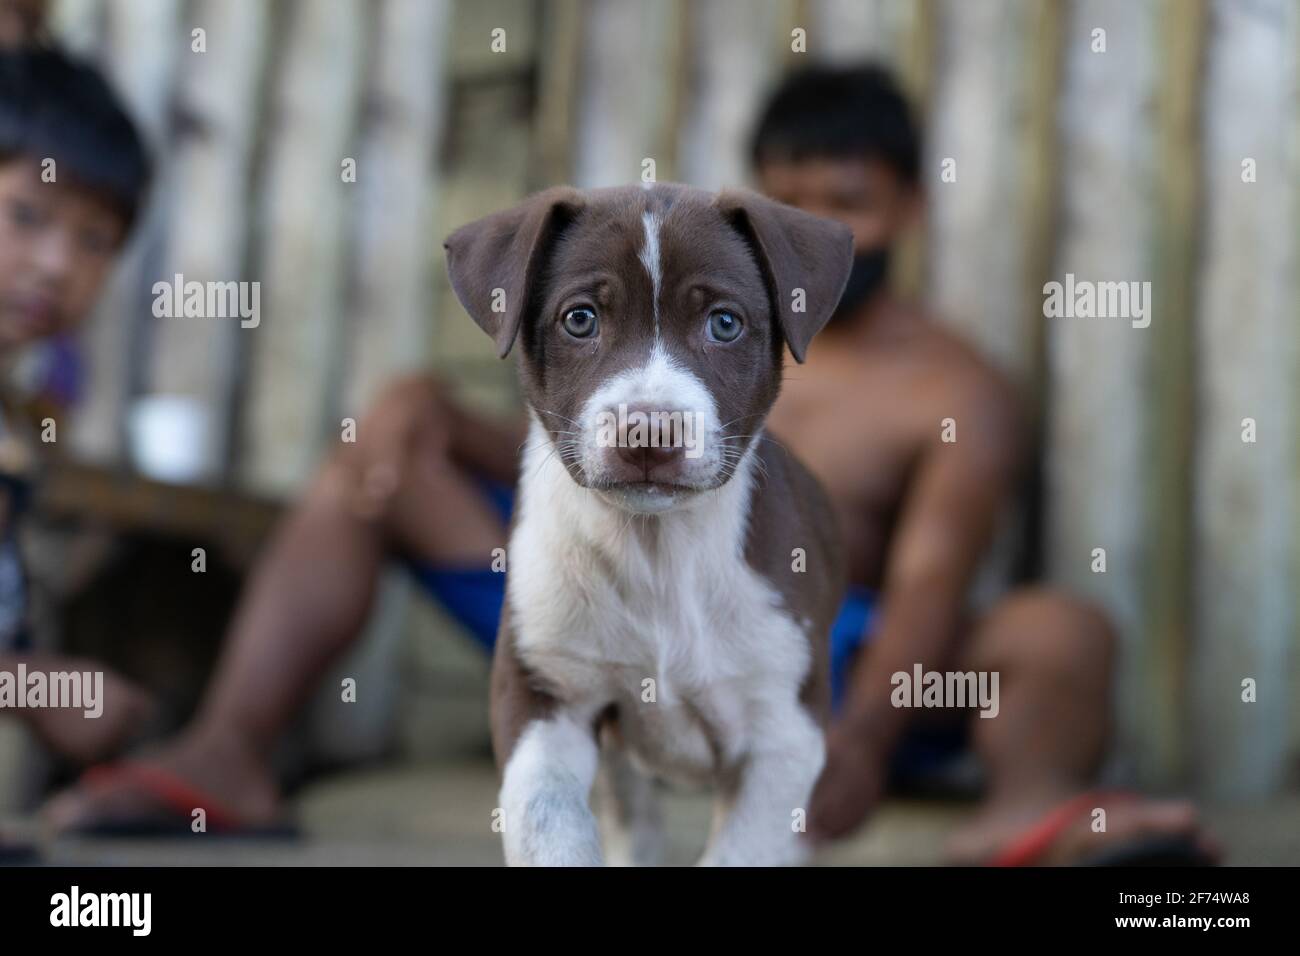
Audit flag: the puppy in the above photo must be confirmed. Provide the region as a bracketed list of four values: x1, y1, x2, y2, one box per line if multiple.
[445, 183, 852, 866]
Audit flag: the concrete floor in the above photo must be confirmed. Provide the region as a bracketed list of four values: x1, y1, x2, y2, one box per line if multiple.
[5, 758, 1299, 866]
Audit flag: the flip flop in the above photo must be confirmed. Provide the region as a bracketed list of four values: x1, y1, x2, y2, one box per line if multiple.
[988, 790, 1214, 867]
[63, 762, 298, 840]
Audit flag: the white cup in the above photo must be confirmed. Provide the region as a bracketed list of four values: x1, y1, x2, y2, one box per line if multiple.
[126, 394, 214, 484]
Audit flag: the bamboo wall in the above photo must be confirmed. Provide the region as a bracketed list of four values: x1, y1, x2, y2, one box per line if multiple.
[49, 0, 1299, 798]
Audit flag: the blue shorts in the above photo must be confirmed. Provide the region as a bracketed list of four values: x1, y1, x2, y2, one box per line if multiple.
[406, 480, 966, 779]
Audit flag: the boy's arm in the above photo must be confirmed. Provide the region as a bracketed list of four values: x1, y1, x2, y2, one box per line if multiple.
[811, 376, 1023, 839]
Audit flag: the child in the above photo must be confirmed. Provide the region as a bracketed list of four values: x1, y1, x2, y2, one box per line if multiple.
[0, 44, 155, 768]
[750, 65, 1210, 863]
[0, 0, 45, 48]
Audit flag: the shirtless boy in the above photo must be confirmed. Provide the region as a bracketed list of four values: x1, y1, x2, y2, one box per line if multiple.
[47, 65, 1212, 865]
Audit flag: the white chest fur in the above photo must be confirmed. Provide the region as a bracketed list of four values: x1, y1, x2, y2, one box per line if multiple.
[508, 420, 813, 785]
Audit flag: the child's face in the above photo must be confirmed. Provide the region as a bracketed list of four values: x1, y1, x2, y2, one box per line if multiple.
[0, 0, 46, 47]
[0, 158, 125, 349]
[756, 156, 918, 255]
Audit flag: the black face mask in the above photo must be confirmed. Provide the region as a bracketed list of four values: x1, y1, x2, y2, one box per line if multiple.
[830, 247, 890, 324]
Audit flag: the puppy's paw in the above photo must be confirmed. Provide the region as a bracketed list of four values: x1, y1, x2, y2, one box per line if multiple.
[698, 832, 810, 867]
[503, 786, 604, 867]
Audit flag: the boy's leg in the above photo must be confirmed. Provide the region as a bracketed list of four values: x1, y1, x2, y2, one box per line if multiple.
[947, 588, 1211, 863]
[45, 379, 524, 830]
[0, 651, 154, 764]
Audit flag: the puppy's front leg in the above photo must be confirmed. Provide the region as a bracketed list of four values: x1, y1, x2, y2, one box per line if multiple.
[491, 611, 603, 866]
[698, 708, 825, 867]
[499, 714, 603, 866]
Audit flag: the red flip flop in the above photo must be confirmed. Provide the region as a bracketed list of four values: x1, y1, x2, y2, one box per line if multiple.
[989, 790, 1213, 867]
[68, 762, 297, 839]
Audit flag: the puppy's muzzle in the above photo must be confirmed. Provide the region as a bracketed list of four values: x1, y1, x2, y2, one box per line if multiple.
[599, 402, 698, 487]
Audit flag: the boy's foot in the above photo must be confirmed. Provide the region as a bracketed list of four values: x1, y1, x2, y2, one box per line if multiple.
[42, 728, 282, 835]
[15, 654, 155, 764]
[946, 789, 1220, 866]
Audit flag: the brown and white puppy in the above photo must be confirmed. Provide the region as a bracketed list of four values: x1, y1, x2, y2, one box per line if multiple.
[445, 183, 851, 866]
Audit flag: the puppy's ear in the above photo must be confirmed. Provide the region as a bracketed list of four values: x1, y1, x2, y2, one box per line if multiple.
[444, 186, 584, 358]
[714, 189, 854, 363]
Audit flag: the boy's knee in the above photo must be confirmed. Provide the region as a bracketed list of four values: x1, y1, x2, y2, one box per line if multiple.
[351, 375, 457, 466]
[328, 375, 460, 521]
[367, 374, 454, 435]
[979, 588, 1116, 688]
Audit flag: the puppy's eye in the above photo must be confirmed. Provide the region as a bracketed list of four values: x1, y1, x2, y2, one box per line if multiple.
[562, 306, 598, 339]
[706, 310, 743, 343]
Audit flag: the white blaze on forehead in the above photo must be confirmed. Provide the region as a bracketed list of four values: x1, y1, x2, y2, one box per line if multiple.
[639, 211, 663, 335]
[583, 343, 715, 430]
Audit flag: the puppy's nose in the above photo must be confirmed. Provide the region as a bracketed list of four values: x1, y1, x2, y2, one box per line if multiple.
[615, 442, 681, 470]
[612, 404, 687, 476]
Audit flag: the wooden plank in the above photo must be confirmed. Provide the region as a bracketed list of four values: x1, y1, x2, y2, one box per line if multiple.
[925, 0, 1035, 381]
[67, 0, 179, 466]
[1044, 0, 1159, 780]
[1142, 0, 1206, 785]
[572, 0, 682, 187]
[925, 0, 1055, 608]
[894, 0, 934, 304]
[677, 0, 785, 190]
[34, 460, 281, 558]
[448, 0, 536, 79]
[532, 0, 584, 188]
[1189, 0, 1298, 799]
[429, 0, 540, 402]
[340, 0, 452, 416]
[239, 0, 367, 494]
[806, 0, 918, 66]
[1018, 0, 1064, 409]
[151, 0, 268, 481]
[1284, 0, 1300, 784]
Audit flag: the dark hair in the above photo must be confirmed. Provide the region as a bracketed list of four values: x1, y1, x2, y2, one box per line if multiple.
[0, 45, 151, 229]
[750, 64, 920, 186]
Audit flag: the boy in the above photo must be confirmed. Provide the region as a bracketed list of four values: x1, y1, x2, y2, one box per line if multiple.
[0, 44, 154, 766]
[750, 66, 1209, 862]
[49, 65, 1212, 865]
